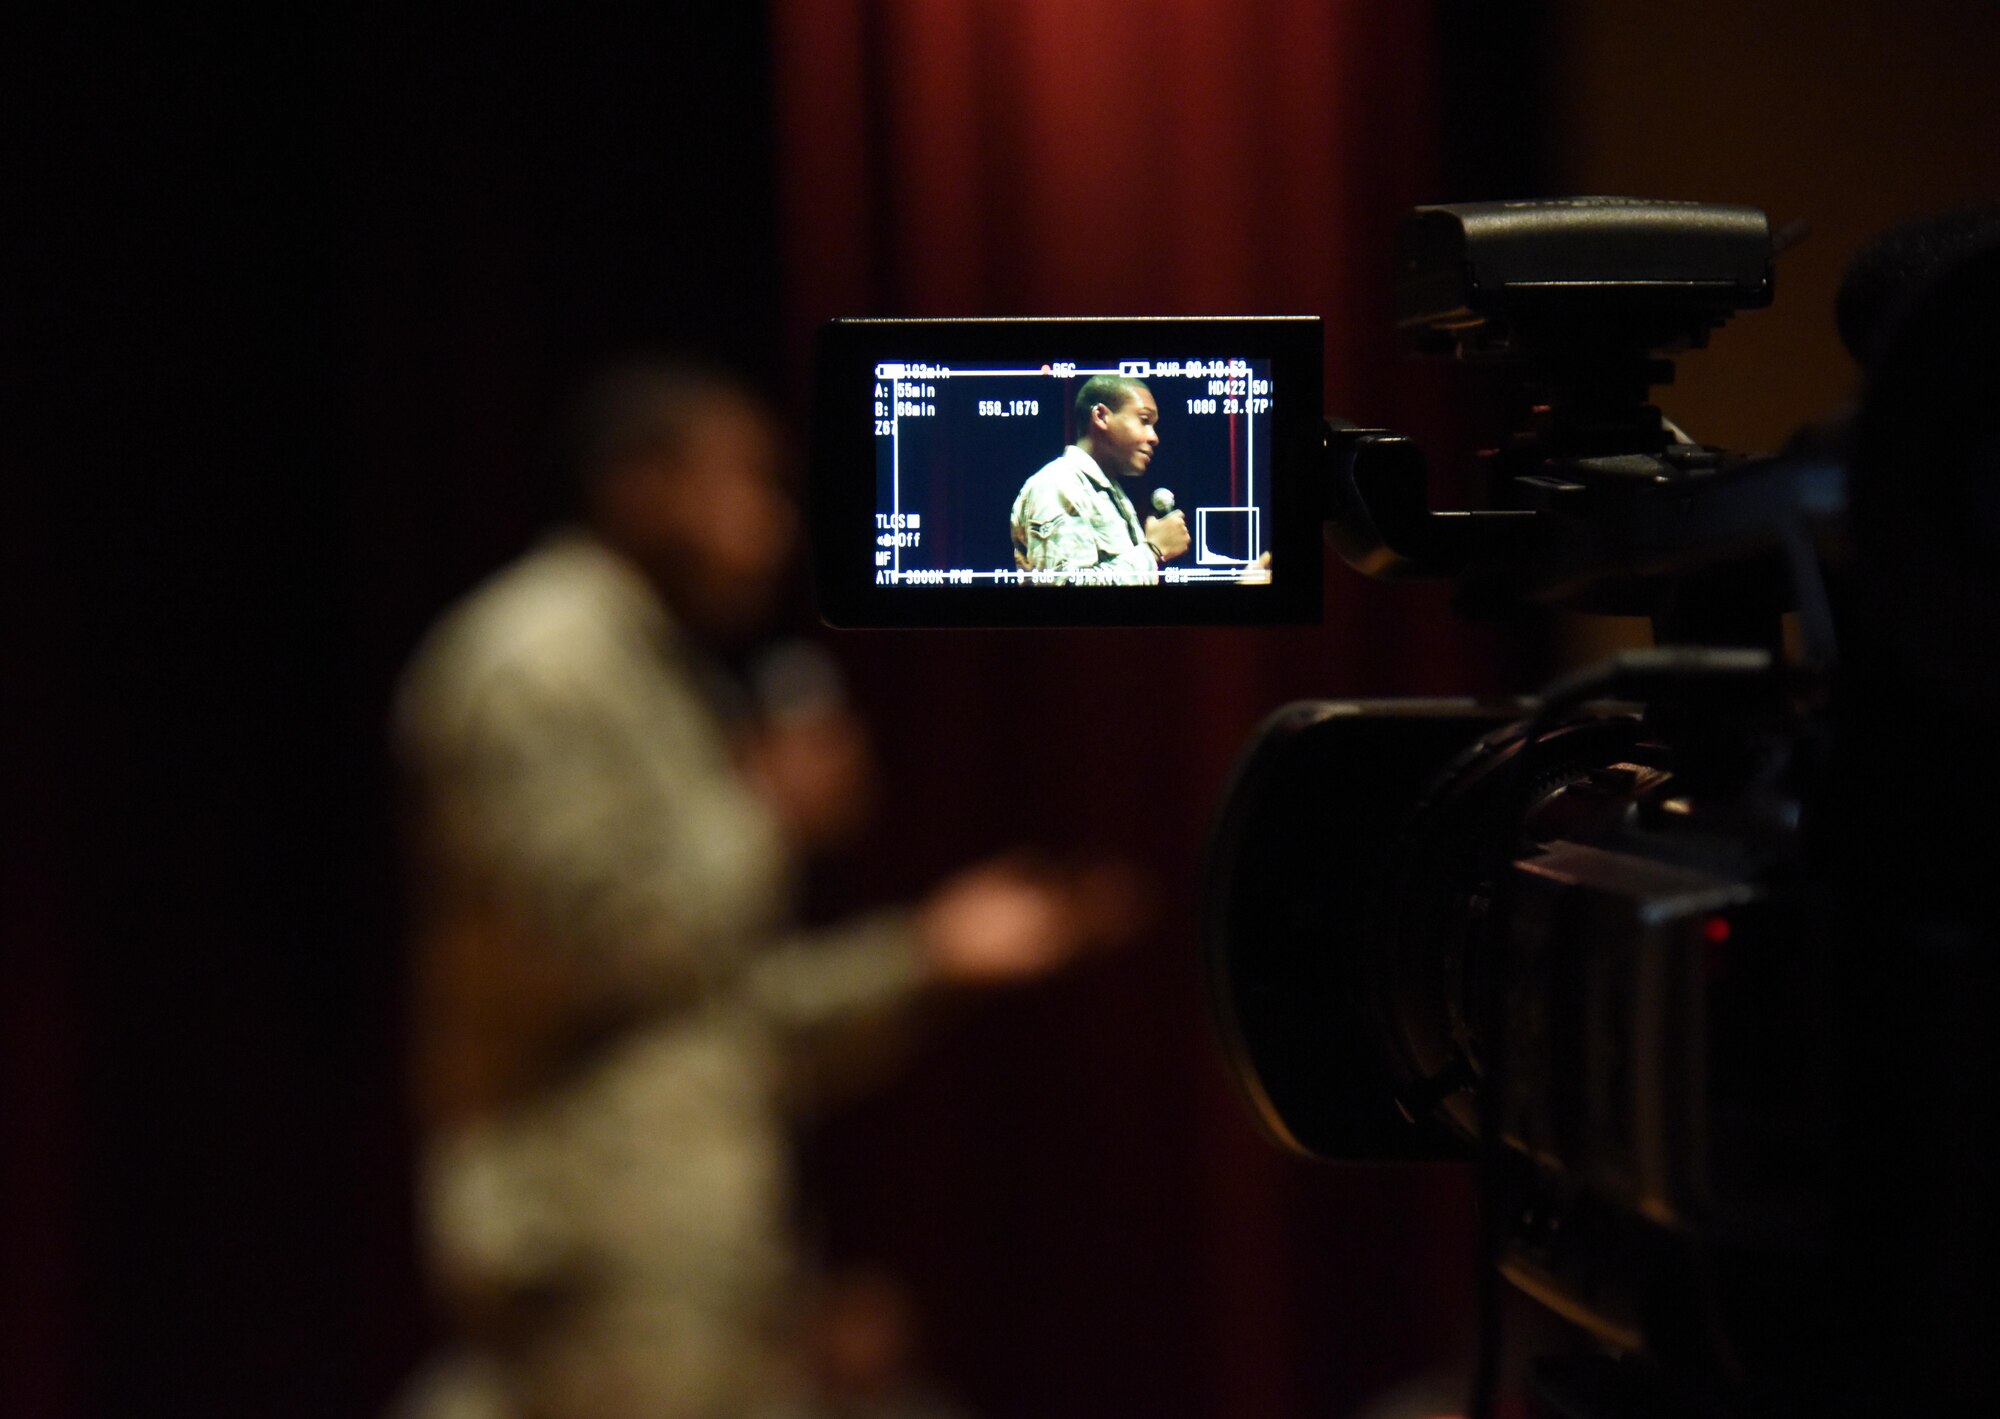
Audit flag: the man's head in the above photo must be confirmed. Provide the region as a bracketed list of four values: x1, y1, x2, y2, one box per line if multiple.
[1073, 374, 1159, 479]
[576, 361, 797, 640]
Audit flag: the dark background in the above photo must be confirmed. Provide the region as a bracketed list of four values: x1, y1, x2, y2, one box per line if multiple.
[10, 4, 2000, 1418]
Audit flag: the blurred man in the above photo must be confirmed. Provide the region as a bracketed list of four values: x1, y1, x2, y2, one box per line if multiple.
[1008, 375, 1189, 583]
[394, 362, 1097, 1419]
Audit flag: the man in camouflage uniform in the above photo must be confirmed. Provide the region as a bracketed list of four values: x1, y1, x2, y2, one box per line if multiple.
[1008, 374, 1190, 584]
[395, 364, 1083, 1419]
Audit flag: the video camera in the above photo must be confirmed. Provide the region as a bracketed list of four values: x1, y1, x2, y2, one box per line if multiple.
[811, 197, 2000, 1416]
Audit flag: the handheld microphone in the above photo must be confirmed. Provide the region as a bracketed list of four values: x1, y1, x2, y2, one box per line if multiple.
[1146, 487, 1183, 566]
[750, 639, 848, 727]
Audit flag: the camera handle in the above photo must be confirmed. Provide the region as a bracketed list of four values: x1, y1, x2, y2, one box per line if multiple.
[1321, 420, 1535, 580]
[1318, 419, 1843, 666]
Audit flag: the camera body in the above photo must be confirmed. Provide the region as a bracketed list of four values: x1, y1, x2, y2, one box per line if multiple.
[1208, 199, 2000, 1414]
[811, 197, 2000, 1414]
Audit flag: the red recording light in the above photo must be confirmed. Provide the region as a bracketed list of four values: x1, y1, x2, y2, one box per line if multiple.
[1702, 915, 1733, 945]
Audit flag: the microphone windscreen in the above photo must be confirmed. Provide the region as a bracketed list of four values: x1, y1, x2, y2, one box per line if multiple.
[750, 639, 847, 724]
[1150, 487, 1176, 516]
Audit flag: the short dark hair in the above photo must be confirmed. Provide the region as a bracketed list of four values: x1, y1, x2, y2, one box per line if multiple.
[1073, 373, 1146, 430]
[573, 359, 759, 485]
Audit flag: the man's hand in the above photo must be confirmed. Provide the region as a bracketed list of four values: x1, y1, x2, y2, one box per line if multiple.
[1144, 510, 1190, 562]
[917, 859, 1142, 986]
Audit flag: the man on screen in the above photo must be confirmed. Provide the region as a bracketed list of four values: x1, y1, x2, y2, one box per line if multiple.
[1009, 374, 1190, 584]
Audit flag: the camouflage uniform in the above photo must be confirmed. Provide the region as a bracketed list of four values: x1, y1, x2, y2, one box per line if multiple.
[394, 533, 924, 1419]
[1009, 446, 1161, 584]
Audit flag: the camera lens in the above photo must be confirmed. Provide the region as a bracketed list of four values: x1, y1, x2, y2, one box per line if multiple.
[1203, 703, 1654, 1162]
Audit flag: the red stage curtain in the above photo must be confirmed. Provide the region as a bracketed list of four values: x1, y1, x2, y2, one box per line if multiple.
[773, 5, 1499, 1416]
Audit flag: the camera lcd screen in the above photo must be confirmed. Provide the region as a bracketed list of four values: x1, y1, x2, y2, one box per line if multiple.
[812, 318, 1322, 626]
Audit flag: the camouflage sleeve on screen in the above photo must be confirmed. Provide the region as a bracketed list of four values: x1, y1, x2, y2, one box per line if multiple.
[1011, 462, 1159, 585]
